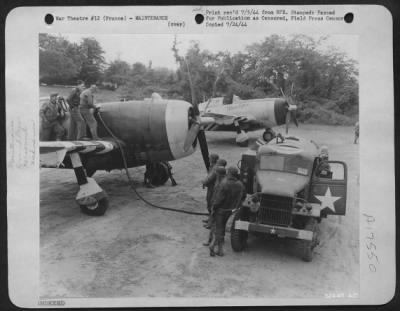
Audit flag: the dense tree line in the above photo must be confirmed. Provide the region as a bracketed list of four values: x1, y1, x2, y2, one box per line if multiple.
[39, 34, 358, 124]
[39, 34, 106, 85]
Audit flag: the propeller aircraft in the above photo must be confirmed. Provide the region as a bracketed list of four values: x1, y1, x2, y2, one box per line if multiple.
[199, 90, 299, 146]
[40, 93, 210, 216]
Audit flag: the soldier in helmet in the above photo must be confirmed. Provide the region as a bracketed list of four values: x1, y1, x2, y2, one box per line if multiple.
[203, 166, 226, 247]
[208, 153, 219, 172]
[201, 154, 219, 222]
[316, 146, 332, 178]
[203, 158, 228, 228]
[211, 166, 246, 257]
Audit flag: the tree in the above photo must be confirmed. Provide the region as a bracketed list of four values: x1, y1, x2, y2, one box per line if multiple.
[78, 38, 106, 85]
[39, 34, 106, 86]
[103, 60, 131, 87]
[39, 34, 80, 84]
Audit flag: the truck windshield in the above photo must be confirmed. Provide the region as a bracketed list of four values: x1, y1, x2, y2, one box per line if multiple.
[259, 154, 311, 176]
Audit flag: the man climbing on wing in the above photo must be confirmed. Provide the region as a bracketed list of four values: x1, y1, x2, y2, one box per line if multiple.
[80, 84, 99, 140]
[66, 80, 85, 140]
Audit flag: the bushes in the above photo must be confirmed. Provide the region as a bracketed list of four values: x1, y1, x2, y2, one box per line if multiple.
[298, 101, 356, 126]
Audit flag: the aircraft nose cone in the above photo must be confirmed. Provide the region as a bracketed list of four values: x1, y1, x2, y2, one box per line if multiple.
[165, 100, 195, 160]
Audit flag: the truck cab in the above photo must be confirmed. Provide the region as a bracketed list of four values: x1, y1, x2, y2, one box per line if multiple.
[233, 136, 347, 261]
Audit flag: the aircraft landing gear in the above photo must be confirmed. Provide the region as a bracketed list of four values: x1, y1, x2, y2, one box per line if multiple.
[145, 162, 175, 187]
[69, 153, 109, 216]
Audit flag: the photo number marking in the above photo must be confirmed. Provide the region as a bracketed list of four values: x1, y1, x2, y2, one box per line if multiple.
[363, 214, 379, 273]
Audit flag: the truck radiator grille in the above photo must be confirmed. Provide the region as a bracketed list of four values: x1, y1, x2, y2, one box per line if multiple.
[258, 195, 293, 227]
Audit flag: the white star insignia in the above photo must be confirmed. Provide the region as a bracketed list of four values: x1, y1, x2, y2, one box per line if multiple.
[315, 187, 341, 213]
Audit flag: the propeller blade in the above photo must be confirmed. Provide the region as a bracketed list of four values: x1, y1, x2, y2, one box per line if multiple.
[197, 129, 210, 171]
[285, 110, 290, 134]
[183, 120, 200, 152]
[184, 56, 210, 171]
[291, 110, 299, 127]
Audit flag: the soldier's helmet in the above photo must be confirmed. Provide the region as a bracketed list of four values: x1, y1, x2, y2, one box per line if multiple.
[216, 158, 227, 167]
[209, 153, 219, 163]
[320, 145, 329, 160]
[227, 166, 240, 178]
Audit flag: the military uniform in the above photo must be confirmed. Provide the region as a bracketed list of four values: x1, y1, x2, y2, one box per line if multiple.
[39, 93, 65, 141]
[212, 167, 245, 256]
[202, 157, 225, 214]
[67, 84, 84, 140]
[204, 166, 226, 251]
[80, 86, 99, 140]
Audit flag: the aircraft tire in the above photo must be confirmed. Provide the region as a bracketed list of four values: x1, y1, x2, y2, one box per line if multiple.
[80, 197, 109, 216]
[148, 163, 169, 186]
[301, 218, 318, 262]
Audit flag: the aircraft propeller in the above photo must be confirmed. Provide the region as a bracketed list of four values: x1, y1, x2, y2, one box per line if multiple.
[183, 59, 210, 171]
[281, 86, 299, 134]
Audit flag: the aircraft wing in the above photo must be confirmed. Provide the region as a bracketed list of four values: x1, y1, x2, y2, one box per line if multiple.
[201, 112, 256, 130]
[40, 140, 116, 168]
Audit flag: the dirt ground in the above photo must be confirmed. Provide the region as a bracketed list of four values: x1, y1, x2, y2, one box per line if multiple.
[40, 124, 359, 299]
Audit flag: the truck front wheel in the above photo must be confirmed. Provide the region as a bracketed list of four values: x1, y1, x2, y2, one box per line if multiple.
[231, 218, 248, 252]
[301, 218, 318, 262]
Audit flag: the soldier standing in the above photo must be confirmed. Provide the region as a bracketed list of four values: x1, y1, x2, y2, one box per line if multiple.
[202, 158, 227, 219]
[39, 92, 65, 141]
[80, 84, 99, 140]
[201, 154, 219, 220]
[354, 122, 359, 144]
[203, 166, 226, 247]
[66, 80, 85, 140]
[208, 153, 219, 172]
[211, 166, 245, 257]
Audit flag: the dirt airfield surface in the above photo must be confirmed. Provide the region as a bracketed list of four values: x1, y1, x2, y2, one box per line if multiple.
[40, 124, 359, 299]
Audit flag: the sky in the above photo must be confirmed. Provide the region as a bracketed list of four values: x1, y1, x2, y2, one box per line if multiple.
[63, 33, 358, 69]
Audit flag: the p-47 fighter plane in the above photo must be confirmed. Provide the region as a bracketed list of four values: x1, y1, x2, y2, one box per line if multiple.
[40, 93, 210, 216]
[199, 94, 298, 146]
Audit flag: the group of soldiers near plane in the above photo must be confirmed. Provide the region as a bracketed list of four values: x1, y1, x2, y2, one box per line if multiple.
[39, 80, 99, 142]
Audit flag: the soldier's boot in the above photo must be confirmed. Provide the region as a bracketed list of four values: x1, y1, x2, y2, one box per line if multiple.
[216, 240, 224, 257]
[209, 237, 216, 257]
[203, 231, 212, 246]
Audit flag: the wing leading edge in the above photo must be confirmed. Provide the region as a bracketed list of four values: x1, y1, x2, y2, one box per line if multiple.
[40, 140, 116, 168]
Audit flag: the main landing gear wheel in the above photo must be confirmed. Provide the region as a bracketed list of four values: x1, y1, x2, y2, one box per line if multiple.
[147, 162, 169, 186]
[80, 197, 109, 216]
[230, 214, 248, 252]
[301, 218, 319, 262]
